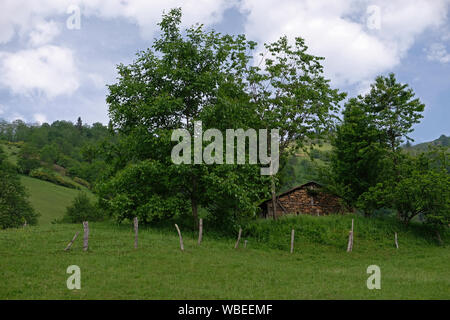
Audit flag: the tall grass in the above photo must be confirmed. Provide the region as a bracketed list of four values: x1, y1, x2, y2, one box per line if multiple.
[242, 214, 446, 251]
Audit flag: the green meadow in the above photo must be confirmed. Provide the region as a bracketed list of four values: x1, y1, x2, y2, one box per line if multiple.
[1, 213, 448, 299]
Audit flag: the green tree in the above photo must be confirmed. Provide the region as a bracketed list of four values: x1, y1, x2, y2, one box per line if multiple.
[18, 143, 41, 174]
[104, 8, 269, 226]
[40, 144, 59, 164]
[363, 73, 425, 178]
[245, 36, 346, 219]
[64, 192, 102, 223]
[358, 151, 449, 227]
[328, 98, 387, 209]
[103, 8, 344, 226]
[76, 117, 83, 133]
[0, 148, 38, 229]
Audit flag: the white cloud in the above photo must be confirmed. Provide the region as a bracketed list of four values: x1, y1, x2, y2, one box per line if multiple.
[33, 113, 48, 124]
[426, 43, 450, 63]
[79, 0, 236, 38]
[0, 0, 449, 108]
[0, 0, 235, 45]
[239, 0, 450, 86]
[0, 45, 80, 98]
[29, 20, 61, 46]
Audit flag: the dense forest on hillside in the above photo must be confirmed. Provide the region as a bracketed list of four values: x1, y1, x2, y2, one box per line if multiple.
[0, 118, 111, 187]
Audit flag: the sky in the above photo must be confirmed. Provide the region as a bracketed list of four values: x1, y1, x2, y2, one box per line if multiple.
[0, 0, 449, 143]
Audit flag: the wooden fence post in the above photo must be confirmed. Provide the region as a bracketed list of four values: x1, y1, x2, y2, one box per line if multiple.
[175, 224, 184, 251]
[290, 229, 295, 254]
[394, 232, 399, 249]
[83, 221, 89, 252]
[134, 217, 138, 249]
[244, 240, 248, 248]
[234, 227, 242, 249]
[64, 231, 79, 251]
[198, 218, 203, 245]
[346, 219, 354, 252]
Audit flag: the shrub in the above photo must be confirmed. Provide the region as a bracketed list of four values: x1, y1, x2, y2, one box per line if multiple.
[0, 161, 39, 229]
[29, 168, 80, 189]
[64, 192, 103, 223]
[73, 177, 91, 189]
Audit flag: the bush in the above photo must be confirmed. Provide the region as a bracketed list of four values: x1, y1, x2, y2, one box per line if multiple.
[64, 192, 103, 223]
[0, 161, 39, 229]
[73, 177, 91, 189]
[29, 168, 80, 190]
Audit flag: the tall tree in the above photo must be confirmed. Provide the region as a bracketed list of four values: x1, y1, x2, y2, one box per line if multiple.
[246, 36, 346, 218]
[329, 98, 387, 208]
[363, 73, 425, 178]
[105, 8, 268, 226]
[76, 117, 83, 133]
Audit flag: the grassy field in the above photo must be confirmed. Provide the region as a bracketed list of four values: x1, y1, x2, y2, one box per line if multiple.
[0, 216, 449, 300]
[1, 142, 448, 300]
[21, 175, 94, 225]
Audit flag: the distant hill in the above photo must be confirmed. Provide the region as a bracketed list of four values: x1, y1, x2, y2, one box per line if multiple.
[404, 134, 450, 154]
[21, 175, 95, 225]
[0, 142, 95, 225]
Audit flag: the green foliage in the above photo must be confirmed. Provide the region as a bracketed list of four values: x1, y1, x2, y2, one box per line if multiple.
[97, 160, 189, 223]
[364, 73, 425, 152]
[0, 119, 111, 186]
[358, 151, 450, 227]
[17, 143, 41, 174]
[329, 98, 388, 207]
[73, 177, 91, 189]
[64, 192, 102, 223]
[0, 152, 39, 229]
[329, 73, 428, 219]
[29, 168, 80, 190]
[40, 144, 59, 164]
[103, 8, 344, 226]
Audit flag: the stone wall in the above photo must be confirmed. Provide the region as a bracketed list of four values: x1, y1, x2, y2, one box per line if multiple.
[266, 185, 344, 218]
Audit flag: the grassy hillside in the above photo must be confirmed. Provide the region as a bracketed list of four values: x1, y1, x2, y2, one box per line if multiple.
[0, 216, 448, 299]
[1, 142, 96, 225]
[21, 175, 95, 225]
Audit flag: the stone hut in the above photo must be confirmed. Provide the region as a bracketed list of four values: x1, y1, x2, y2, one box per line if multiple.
[259, 182, 346, 219]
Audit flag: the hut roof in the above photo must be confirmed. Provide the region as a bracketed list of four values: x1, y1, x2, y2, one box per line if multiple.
[259, 181, 325, 206]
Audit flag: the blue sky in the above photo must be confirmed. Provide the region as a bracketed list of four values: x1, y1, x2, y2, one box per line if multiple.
[0, 0, 449, 143]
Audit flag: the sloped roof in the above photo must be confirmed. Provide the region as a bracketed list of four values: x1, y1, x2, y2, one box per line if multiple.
[259, 181, 324, 206]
